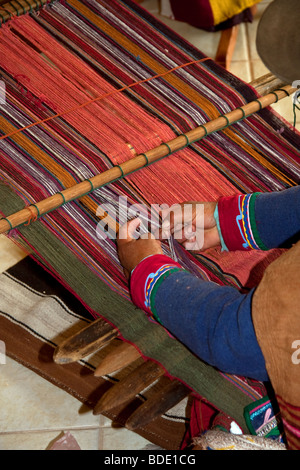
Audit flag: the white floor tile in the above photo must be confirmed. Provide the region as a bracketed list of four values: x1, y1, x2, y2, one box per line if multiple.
[230, 61, 252, 83]
[0, 429, 100, 451]
[0, 357, 99, 433]
[101, 425, 151, 450]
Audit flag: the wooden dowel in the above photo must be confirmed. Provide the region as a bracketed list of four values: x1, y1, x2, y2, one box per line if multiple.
[94, 340, 141, 377]
[125, 379, 190, 431]
[215, 25, 239, 70]
[0, 85, 295, 234]
[53, 317, 118, 364]
[93, 360, 165, 414]
[250, 72, 287, 96]
[0, 0, 47, 24]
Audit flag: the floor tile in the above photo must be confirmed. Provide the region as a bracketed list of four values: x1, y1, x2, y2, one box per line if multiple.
[230, 61, 252, 83]
[0, 429, 100, 451]
[0, 357, 100, 433]
[101, 425, 151, 450]
[231, 24, 249, 62]
[250, 59, 270, 80]
[138, 0, 159, 14]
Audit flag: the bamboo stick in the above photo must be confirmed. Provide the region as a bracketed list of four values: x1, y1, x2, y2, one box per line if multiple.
[93, 360, 165, 414]
[94, 340, 141, 377]
[53, 317, 118, 364]
[0, 85, 295, 234]
[0, 0, 48, 23]
[125, 379, 190, 431]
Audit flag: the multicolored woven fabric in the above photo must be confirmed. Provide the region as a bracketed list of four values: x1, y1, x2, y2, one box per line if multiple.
[217, 192, 268, 251]
[0, 0, 300, 433]
[166, 0, 261, 31]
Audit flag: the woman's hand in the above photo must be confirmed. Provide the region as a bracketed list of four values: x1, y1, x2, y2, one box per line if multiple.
[117, 218, 163, 279]
[160, 201, 220, 252]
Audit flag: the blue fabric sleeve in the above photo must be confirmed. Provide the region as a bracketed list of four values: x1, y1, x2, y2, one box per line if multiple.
[152, 270, 269, 382]
[254, 185, 300, 249]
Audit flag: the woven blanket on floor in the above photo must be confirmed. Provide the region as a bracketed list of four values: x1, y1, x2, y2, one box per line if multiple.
[0, 0, 300, 442]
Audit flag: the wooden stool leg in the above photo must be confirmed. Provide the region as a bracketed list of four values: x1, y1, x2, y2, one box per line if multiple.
[215, 25, 239, 70]
[251, 4, 258, 16]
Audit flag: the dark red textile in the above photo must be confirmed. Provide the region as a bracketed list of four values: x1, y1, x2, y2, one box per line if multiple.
[169, 0, 254, 31]
[170, 0, 214, 31]
[181, 398, 217, 448]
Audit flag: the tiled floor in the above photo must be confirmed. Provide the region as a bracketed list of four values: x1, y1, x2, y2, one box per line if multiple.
[0, 0, 298, 450]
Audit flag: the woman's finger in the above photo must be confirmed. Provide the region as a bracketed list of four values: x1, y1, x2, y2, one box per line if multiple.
[117, 218, 141, 244]
[161, 203, 183, 235]
[172, 223, 196, 243]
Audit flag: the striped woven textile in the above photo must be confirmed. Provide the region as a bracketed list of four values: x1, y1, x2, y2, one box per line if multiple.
[0, 0, 300, 438]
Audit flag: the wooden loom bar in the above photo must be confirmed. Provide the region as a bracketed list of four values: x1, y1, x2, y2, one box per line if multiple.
[93, 360, 166, 414]
[0, 85, 295, 234]
[53, 317, 118, 364]
[250, 72, 286, 96]
[94, 340, 141, 376]
[0, 0, 49, 23]
[125, 379, 191, 431]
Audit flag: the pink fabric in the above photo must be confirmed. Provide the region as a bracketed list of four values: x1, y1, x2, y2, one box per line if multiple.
[181, 398, 217, 448]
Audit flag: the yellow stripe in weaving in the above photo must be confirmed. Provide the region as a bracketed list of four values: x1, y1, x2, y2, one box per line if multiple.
[0, 115, 77, 191]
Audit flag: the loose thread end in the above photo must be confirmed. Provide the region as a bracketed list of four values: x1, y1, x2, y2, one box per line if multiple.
[24, 205, 39, 226]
